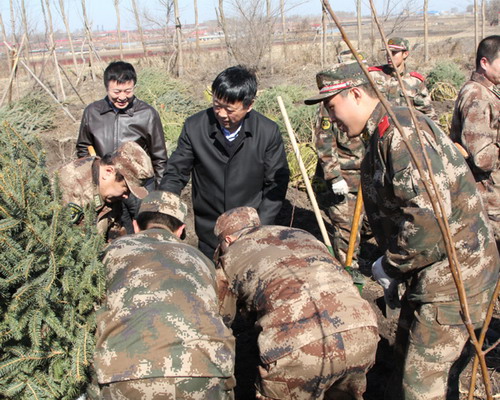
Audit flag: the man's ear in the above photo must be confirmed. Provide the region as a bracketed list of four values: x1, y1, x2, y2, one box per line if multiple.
[174, 224, 186, 238]
[132, 219, 140, 234]
[224, 235, 235, 245]
[101, 165, 116, 180]
[402, 50, 409, 60]
[351, 87, 364, 103]
[479, 56, 489, 71]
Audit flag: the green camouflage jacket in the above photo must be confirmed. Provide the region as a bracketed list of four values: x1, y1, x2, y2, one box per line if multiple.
[215, 225, 377, 364]
[94, 228, 235, 384]
[361, 103, 499, 303]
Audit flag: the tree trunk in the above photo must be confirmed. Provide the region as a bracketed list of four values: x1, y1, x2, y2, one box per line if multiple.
[266, 0, 273, 73]
[423, 0, 428, 62]
[356, 0, 362, 48]
[0, 13, 12, 74]
[321, 5, 327, 68]
[474, 0, 478, 50]
[131, 0, 147, 57]
[58, 0, 78, 69]
[481, 0, 485, 40]
[280, 0, 287, 60]
[9, 0, 16, 44]
[217, 0, 233, 62]
[113, 0, 124, 59]
[44, 0, 66, 100]
[173, 0, 183, 76]
[81, 0, 95, 81]
[19, 0, 33, 68]
[194, 0, 200, 53]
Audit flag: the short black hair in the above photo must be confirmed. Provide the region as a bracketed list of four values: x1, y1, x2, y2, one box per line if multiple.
[104, 61, 137, 88]
[476, 35, 500, 70]
[100, 153, 125, 182]
[211, 65, 257, 107]
[136, 211, 186, 239]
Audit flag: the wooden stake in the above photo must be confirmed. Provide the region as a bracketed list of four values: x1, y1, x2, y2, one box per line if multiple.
[277, 96, 334, 256]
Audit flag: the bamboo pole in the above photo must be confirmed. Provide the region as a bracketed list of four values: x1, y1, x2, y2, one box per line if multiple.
[4, 41, 76, 123]
[320, 0, 494, 397]
[277, 96, 334, 257]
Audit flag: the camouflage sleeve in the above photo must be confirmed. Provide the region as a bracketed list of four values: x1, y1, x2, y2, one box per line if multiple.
[413, 80, 437, 121]
[215, 262, 238, 328]
[314, 104, 342, 182]
[455, 91, 499, 174]
[380, 124, 458, 277]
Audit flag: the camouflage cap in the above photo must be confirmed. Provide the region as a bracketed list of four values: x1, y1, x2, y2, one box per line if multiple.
[112, 141, 154, 199]
[337, 49, 367, 63]
[304, 61, 369, 105]
[138, 190, 188, 223]
[214, 207, 261, 241]
[386, 37, 409, 52]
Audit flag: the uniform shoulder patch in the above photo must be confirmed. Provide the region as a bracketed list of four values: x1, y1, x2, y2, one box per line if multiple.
[410, 71, 425, 81]
[378, 116, 390, 138]
[321, 117, 331, 131]
[68, 202, 84, 224]
[368, 66, 383, 72]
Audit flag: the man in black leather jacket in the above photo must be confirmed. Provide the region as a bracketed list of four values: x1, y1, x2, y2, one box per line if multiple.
[160, 65, 289, 258]
[76, 61, 168, 231]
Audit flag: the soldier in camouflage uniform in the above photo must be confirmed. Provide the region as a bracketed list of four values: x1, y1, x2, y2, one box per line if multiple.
[450, 35, 500, 247]
[92, 191, 236, 400]
[313, 52, 369, 272]
[56, 141, 153, 241]
[213, 207, 378, 400]
[305, 62, 500, 400]
[369, 37, 437, 120]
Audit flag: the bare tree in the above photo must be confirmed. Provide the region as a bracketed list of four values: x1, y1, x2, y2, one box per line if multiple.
[321, 4, 327, 67]
[43, 0, 66, 100]
[423, 0, 428, 62]
[173, 0, 183, 76]
[57, 0, 78, 69]
[356, 0, 362, 48]
[9, 0, 16, 44]
[280, 0, 287, 60]
[81, 0, 95, 81]
[19, 0, 32, 66]
[216, 0, 234, 62]
[379, 0, 418, 37]
[131, 0, 147, 56]
[194, 0, 200, 52]
[0, 13, 12, 74]
[217, 0, 277, 69]
[114, 0, 124, 59]
[481, 0, 485, 38]
[474, 0, 478, 49]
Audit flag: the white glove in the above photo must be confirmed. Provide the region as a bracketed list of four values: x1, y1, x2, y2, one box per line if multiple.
[331, 179, 349, 195]
[372, 256, 401, 309]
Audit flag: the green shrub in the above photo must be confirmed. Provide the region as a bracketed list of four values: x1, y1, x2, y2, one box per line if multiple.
[254, 85, 317, 146]
[135, 68, 206, 153]
[426, 61, 466, 91]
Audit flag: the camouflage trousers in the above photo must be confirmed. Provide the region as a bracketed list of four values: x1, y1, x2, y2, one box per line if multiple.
[256, 326, 378, 400]
[326, 192, 368, 268]
[477, 178, 500, 248]
[94, 376, 235, 400]
[386, 289, 493, 400]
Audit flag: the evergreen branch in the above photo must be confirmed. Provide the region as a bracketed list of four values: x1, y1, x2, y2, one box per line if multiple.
[0, 218, 21, 232]
[26, 380, 40, 400]
[0, 204, 13, 219]
[2, 121, 39, 163]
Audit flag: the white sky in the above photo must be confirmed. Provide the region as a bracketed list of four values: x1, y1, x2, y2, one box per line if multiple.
[0, 0, 473, 35]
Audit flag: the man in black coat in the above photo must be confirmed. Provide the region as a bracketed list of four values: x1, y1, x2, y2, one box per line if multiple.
[160, 65, 289, 258]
